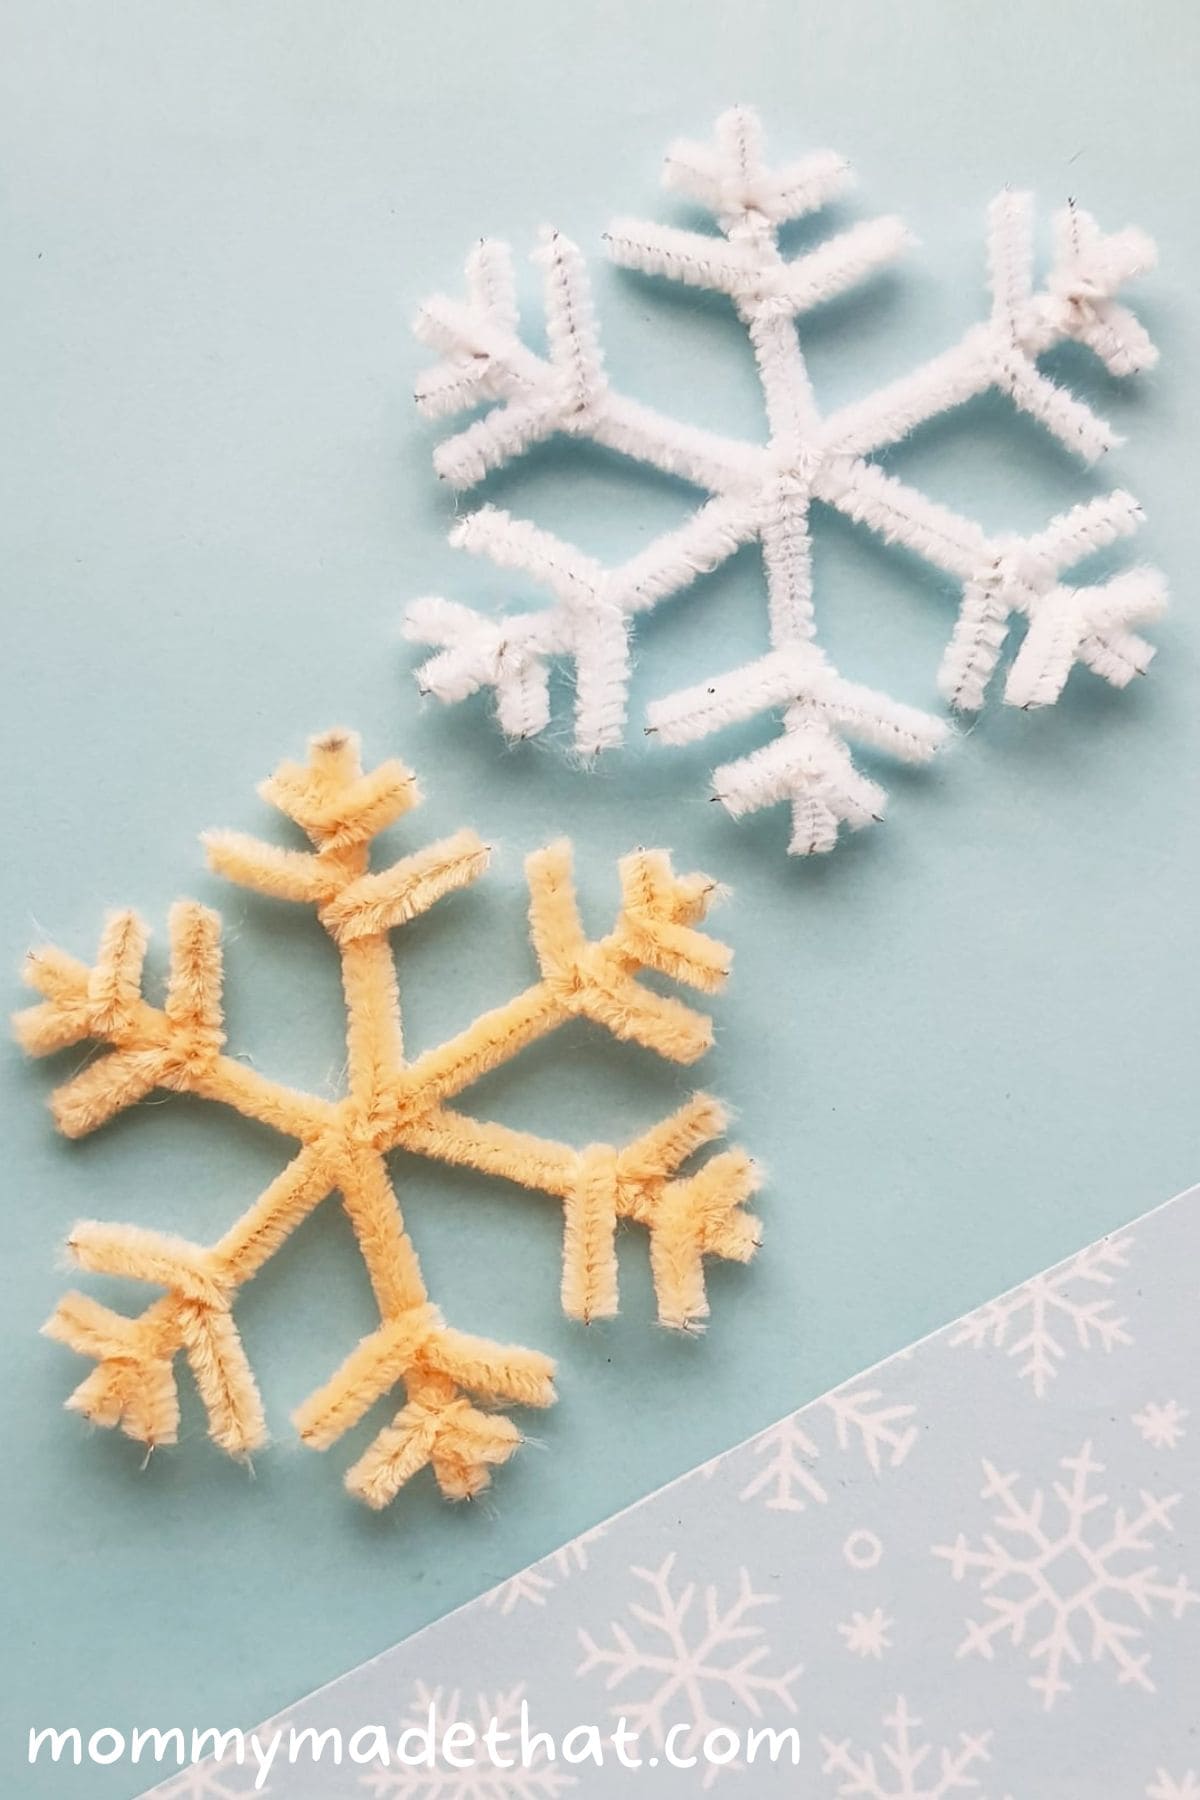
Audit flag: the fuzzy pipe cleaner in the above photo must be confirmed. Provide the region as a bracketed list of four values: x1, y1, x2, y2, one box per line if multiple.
[15, 732, 760, 1509]
[407, 108, 1164, 855]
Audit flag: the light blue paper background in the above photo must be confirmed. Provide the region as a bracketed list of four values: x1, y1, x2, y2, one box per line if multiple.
[1, 3, 1196, 1794]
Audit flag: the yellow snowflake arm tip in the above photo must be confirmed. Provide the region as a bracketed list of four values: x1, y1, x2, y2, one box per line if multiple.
[524, 839, 730, 1064]
[261, 728, 420, 850]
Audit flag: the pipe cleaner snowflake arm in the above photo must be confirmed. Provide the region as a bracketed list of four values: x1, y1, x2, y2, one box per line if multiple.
[406, 106, 1165, 855]
[17, 731, 760, 1506]
[14, 905, 325, 1142]
[384, 843, 760, 1329]
[939, 489, 1167, 712]
[406, 494, 760, 756]
[824, 189, 1159, 461]
[403, 1093, 759, 1330]
[646, 646, 950, 855]
[414, 231, 760, 493]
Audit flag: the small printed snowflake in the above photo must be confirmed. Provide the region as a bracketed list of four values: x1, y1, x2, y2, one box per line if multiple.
[1132, 1400, 1188, 1450]
[739, 1385, 917, 1512]
[934, 1441, 1199, 1708]
[820, 1696, 1003, 1798]
[576, 1552, 801, 1787]
[361, 1683, 574, 1798]
[408, 107, 1165, 857]
[484, 1527, 608, 1614]
[950, 1234, 1133, 1398]
[839, 1608, 894, 1660]
[1147, 1773, 1200, 1799]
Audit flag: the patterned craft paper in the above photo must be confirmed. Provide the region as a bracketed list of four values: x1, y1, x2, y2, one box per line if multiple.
[145, 1187, 1199, 1797]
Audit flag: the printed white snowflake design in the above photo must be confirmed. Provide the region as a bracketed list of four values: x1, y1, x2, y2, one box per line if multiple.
[950, 1234, 1133, 1398]
[739, 1414, 826, 1510]
[484, 1527, 608, 1614]
[934, 1442, 1199, 1708]
[1147, 1773, 1200, 1799]
[407, 107, 1165, 856]
[820, 1696, 1002, 1798]
[361, 1682, 574, 1798]
[740, 1385, 918, 1510]
[153, 1752, 279, 1800]
[1132, 1400, 1188, 1450]
[576, 1552, 801, 1786]
[827, 1387, 919, 1472]
[840, 1608, 894, 1659]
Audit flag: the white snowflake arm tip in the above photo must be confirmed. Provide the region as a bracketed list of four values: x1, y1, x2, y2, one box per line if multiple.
[987, 190, 1162, 459]
[940, 492, 1166, 712]
[404, 596, 559, 739]
[1036, 203, 1161, 376]
[1003, 566, 1166, 710]
[645, 650, 946, 853]
[663, 114, 852, 224]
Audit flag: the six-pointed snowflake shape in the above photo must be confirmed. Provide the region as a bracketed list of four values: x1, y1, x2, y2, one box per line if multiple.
[361, 1683, 574, 1799]
[1132, 1400, 1188, 1449]
[820, 1697, 1001, 1798]
[15, 730, 760, 1509]
[839, 1608, 894, 1660]
[934, 1441, 1199, 1707]
[406, 107, 1165, 855]
[950, 1233, 1133, 1397]
[576, 1552, 801, 1786]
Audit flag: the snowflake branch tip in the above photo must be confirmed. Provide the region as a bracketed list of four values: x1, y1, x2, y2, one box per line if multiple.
[414, 227, 610, 489]
[663, 107, 853, 226]
[525, 838, 729, 1062]
[940, 492, 1166, 713]
[986, 188, 1161, 457]
[18, 901, 227, 1139]
[648, 647, 948, 852]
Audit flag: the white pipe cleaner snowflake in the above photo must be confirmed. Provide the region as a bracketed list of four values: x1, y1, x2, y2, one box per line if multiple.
[406, 107, 1165, 855]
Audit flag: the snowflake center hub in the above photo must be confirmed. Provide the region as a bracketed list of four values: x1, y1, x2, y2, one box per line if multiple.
[984, 542, 1055, 598]
[768, 441, 825, 498]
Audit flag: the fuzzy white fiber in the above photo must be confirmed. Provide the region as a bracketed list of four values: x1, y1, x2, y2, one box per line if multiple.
[406, 109, 1164, 854]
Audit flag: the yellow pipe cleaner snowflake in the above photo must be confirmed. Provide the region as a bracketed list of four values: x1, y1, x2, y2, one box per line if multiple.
[14, 729, 760, 1509]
